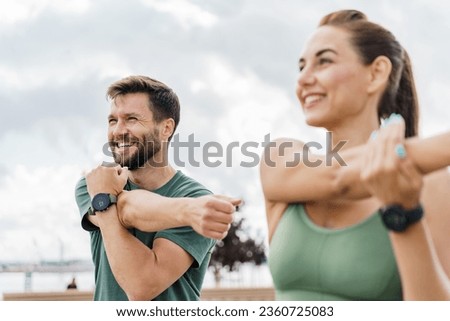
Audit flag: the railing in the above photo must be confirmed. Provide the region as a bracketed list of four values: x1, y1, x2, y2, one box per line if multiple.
[2, 290, 93, 301]
[2, 287, 275, 301]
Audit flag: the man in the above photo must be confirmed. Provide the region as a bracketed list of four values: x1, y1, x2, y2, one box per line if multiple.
[75, 75, 240, 300]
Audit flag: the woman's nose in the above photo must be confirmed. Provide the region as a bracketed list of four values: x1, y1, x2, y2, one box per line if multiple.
[297, 65, 316, 88]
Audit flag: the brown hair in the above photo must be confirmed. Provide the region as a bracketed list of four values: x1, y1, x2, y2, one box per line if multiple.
[107, 75, 180, 140]
[319, 10, 419, 137]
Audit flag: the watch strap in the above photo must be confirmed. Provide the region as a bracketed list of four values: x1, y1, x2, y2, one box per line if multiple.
[404, 204, 423, 225]
[109, 194, 117, 204]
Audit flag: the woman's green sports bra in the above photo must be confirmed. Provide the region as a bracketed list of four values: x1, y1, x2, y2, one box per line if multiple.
[269, 203, 402, 300]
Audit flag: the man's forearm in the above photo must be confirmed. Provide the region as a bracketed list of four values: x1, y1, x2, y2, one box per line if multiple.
[95, 205, 161, 300]
[96, 205, 194, 300]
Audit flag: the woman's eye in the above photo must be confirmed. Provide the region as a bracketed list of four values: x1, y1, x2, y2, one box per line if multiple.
[318, 57, 332, 65]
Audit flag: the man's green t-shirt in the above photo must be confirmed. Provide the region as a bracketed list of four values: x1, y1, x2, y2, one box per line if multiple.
[74, 170, 215, 301]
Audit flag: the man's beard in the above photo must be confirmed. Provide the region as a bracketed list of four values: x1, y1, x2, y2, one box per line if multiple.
[110, 130, 162, 170]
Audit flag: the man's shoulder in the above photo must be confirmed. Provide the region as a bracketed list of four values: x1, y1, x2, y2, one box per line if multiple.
[75, 176, 87, 189]
[75, 177, 88, 199]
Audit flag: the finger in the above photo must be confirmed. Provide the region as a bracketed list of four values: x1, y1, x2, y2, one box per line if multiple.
[214, 231, 228, 240]
[374, 124, 389, 174]
[213, 195, 243, 206]
[118, 166, 129, 177]
[206, 211, 234, 224]
[203, 221, 231, 234]
[390, 120, 406, 151]
[361, 130, 378, 182]
[211, 195, 244, 212]
[98, 163, 120, 174]
[209, 197, 236, 214]
[101, 161, 120, 168]
[386, 116, 406, 161]
[203, 229, 228, 240]
[360, 141, 375, 190]
[379, 118, 404, 174]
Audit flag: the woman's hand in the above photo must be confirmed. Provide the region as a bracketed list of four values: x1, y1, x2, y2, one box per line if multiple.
[360, 114, 423, 209]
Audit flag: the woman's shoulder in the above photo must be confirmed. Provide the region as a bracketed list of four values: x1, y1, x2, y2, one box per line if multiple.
[260, 137, 306, 170]
[269, 137, 306, 150]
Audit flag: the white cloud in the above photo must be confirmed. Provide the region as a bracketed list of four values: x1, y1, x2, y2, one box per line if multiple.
[190, 55, 315, 144]
[420, 80, 450, 136]
[140, 0, 218, 29]
[0, 0, 92, 27]
[0, 53, 131, 91]
[0, 115, 106, 169]
[0, 164, 90, 261]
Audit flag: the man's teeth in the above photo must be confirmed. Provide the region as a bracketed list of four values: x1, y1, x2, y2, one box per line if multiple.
[305, 95, 323, 104]
[118, 143, 133, 148]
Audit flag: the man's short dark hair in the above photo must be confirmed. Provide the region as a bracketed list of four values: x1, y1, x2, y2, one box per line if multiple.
[107, 75, 180, 140]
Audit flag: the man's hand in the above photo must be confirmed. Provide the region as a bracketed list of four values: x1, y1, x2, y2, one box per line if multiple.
[184, 195, 242, 240]
[86, 164, 129, 198]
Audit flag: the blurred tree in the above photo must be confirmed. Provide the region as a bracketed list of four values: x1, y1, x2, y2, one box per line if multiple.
[209, 217, 266, 286]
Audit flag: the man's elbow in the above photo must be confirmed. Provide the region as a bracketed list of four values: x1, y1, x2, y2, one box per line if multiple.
[117, 192, 134, 228]
[126, 285, 161, 301]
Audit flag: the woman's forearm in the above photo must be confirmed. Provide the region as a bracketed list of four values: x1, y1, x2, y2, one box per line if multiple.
[406, 132, 450, 174]
[335, 131, 450, 200]
[389, 221, 450, 300]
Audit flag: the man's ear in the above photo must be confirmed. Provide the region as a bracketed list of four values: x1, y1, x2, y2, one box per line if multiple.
[367, 55, 392, 94]
[160, 118, 175, 140]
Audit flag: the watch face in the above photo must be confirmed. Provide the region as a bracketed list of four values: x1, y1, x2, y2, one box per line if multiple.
[92, 193, 111, 212]
[382, 207, 407, 232]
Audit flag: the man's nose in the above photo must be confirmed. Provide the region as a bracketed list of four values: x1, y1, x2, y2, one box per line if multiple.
[112, 119, 128, 137]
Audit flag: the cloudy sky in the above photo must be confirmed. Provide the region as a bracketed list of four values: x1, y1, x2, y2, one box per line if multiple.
[0, 0, 449, 266]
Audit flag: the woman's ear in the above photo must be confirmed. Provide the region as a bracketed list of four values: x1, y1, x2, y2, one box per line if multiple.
[367, 56, 392, 94]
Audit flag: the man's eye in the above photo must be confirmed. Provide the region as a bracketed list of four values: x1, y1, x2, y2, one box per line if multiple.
[108, 119, 117, 124]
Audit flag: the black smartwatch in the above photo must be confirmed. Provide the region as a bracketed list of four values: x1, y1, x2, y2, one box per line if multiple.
[89, 193, 117, 215]
[380, 203, 423, 232]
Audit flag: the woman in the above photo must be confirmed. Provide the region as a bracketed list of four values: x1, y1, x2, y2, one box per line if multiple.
[260, 10, 450, 300]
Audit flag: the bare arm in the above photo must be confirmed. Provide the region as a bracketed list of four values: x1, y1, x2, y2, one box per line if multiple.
[337, 131, 450, 199]
[83, 166, 241, 240]
[95, 204, 194, 300]
[389, 220, 450, 300]
[260, 138, 342, 203]
[84, 165, 198, 300]
[117, 190, 241, 240]
[361, 119, 450, 300]
[260, 131, 450, 204]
